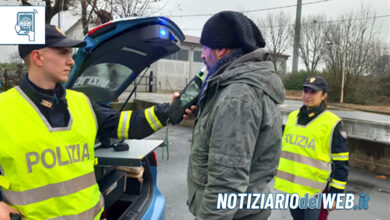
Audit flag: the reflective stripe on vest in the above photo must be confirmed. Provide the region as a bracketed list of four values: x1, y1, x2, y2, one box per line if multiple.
[274, 110, 340, 197]
[280, 151, 330, 171]
[2, 172, 96, 206]
[276, 170, 326, 190]
[49, 194, 104, 220]
[0, 87, 102, 219]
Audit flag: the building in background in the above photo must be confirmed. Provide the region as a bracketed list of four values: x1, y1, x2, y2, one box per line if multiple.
[136, 35, 290, 92]
[148, 35, 204, 92]
[375, 54, 390, 74]
[271, 53, 290, 77]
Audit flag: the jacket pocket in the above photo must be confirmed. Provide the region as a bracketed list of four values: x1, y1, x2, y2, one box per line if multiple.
[188, 189, 203, 216]
[187, 185, 196, 206]
[190, 163, 208, 186]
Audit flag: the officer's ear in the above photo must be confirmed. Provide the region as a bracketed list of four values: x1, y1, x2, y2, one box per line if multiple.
[321, 92, 328, 101]
[30, 50, 44, 67]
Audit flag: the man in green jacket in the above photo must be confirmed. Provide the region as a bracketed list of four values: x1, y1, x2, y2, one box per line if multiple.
[187, 11, 285, 220]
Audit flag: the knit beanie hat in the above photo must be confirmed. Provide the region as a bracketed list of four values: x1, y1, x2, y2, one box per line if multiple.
[200, 11, 265, 53]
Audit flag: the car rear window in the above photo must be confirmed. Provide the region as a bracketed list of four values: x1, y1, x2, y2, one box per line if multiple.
[73, 63, 132, 91]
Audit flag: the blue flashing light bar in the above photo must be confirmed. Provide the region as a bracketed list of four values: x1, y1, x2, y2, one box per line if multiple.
[159, 29, 167, 37]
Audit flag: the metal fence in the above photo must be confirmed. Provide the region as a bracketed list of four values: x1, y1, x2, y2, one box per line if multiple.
[0, 66, 26, 90]
[126, 74, 157, 93]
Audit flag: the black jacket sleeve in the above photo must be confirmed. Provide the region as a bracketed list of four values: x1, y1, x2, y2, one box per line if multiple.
[329, 121, 349, 193]
[91, 101, 169, 140]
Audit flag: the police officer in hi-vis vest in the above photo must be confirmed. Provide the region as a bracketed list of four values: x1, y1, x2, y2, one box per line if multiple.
[274, 76, 349, 220]
[0, 24, 179, 219]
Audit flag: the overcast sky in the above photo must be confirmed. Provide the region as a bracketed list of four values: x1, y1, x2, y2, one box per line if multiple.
[158, 0, 389, 43]
[155, 0, 389, 71]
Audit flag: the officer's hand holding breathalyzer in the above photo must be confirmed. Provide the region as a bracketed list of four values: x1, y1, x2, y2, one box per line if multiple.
[168, 92, 196, 120]
[166, 67, 206, 125]
[170, 92, 180, 104]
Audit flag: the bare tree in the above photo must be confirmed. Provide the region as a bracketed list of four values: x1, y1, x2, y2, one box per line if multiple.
[79, 0, 164, 34]
[323, 9, 386, 103]
[112, 0, 155, 18]
[21, 0, 76, 24]
[79, 0, 107, 35]
[299, 15, 329, 73]
[324, 9, 384, 76]
[258, 11, 292, 75]
[81, 0, 89, 35]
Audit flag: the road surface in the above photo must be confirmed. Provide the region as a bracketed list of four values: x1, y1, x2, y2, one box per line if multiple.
[147, 126, 390, 220]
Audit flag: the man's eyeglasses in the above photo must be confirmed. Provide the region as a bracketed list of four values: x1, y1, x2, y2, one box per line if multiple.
[303, 88, 317, 94]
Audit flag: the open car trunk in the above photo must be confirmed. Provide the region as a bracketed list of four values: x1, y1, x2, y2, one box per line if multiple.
[66, 17, 184, 219]
[95, 141, 160, 220]
[66, 16, 184, 103]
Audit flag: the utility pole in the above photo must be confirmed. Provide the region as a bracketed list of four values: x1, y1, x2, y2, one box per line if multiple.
[58, 0, 65, 29]
[292, 0, 302, 73]
[58, 2, 61, 28]
[340, 49, 346, 103]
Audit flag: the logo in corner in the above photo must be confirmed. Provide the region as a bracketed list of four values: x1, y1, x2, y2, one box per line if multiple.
[15, 9, 37, 42]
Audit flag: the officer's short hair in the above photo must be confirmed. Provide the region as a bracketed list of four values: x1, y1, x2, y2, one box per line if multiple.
[23, 54, 31, 68]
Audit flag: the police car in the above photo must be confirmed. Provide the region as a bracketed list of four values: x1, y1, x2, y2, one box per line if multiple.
[65, 17, 184, 220]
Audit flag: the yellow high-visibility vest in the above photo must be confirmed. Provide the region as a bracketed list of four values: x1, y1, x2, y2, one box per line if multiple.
[274, 110, 340, 197]
[0, 87, 103, 220]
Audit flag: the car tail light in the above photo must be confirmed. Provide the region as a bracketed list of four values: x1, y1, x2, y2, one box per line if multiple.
[152, 151, 157, 167]
[88, 22, 116, 38]
[100, 211, 107, 220]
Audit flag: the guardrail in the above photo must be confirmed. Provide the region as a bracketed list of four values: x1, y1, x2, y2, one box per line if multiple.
[280, 109, 390, 145]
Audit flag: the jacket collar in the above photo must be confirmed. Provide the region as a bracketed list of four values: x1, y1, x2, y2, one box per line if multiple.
[299, 103, 325, 119]
[197, 48, 273, 117]
[19, 74, 67, 109]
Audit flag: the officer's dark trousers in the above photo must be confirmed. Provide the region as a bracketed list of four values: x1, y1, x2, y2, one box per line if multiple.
[289, 207, 321, 220]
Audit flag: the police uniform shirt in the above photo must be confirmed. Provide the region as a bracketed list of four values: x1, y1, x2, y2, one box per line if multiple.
[297, 103, 349, 193]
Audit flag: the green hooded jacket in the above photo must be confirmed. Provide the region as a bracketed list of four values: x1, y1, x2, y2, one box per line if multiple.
[187, 49, 285, 220]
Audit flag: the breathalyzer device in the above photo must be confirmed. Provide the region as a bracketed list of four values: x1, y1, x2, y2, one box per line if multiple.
[168, 66, 207, 124]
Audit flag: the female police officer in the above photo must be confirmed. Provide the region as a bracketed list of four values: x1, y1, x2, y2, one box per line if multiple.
[274, 76, 349, 220]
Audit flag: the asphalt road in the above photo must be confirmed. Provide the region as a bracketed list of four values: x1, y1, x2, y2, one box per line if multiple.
[147, 125, 390, 220]
[147, 125, 194, 220]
